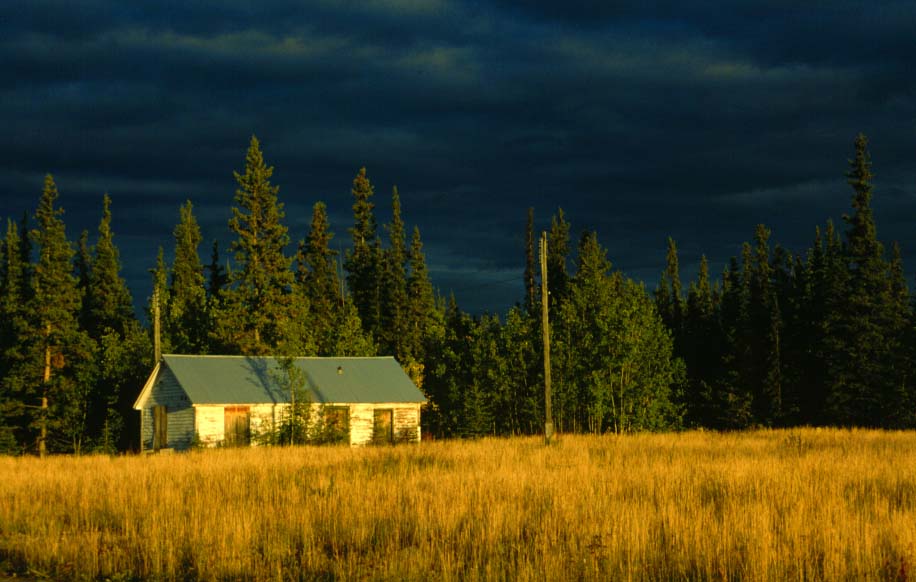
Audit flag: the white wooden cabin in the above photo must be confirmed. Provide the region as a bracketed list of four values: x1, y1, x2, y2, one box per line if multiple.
[133, 355, 426, 451]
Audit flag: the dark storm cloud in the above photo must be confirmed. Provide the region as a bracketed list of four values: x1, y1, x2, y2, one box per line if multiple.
[2, 0, 916, 315]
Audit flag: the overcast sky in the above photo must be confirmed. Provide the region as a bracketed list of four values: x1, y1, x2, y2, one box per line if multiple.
[2, 1, 915, 315]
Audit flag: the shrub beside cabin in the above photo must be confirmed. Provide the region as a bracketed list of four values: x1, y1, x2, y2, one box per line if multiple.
[133, 355, 425, 450]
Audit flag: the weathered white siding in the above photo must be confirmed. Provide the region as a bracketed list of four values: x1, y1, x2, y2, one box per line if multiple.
[394, 405, 421, 443]
[144, 377, 422, 450]
[250, 404, 276, 446]
[194, 404, 277, 447]
[349, 404, 375, 445]
[140, 366, 194, 451]
[194, 405, 224, 446]
[347, 402, 422, 445]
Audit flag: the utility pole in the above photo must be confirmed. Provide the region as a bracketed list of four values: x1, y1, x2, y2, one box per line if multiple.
[153, 287, 161, 363]
[540, 232, 554, 443]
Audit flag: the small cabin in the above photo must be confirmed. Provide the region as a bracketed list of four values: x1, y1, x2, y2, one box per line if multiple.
[133, 355, 426, 451]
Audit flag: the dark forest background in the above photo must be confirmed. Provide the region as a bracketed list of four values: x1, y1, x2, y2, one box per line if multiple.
[1, 133, 913, 454]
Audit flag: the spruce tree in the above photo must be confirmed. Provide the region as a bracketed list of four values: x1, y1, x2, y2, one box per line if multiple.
[75, 230, 92, 322]
[379, 187, 409, 360]
[885, 241, 914, 426]
[0, 219, 27, 360]
[17, 212, 31, 292]
[167, 201, 209, 353]
[86, 194, 134, 339]
[82, 195, 143, 452]
[662, 237, 684, 333]
[329, 296, 376, 357]
[344, 167, 381, 338]
[217, 136, 309, 355]
[206, 240, 229, 301]
[772, 246, 804, 423]
[547, 208, 570, 307]
[148, 246, 172, 356]
[300, 202, 341, 355]
[0, 219, 29, 451]
[748, 224, 783, 425]
[23, 176, 91, 455]
[807, 221, 849, 423]
[406, 226, 439, 363]
[826, 134, 893, 425]
[683, 255, 719, 426]
[715, 253, 754, 428]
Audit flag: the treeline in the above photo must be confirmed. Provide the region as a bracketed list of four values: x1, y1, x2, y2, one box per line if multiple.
[0, 137, 441, 454]
[658, 134, 915, 429]
[0, 133, 911, 454]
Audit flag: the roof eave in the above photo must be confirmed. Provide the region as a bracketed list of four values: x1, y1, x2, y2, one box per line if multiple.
[133, 361, 162, 410]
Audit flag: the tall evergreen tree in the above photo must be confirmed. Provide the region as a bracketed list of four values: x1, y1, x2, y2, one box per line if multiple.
[826, 134, 893, 425]
[167, 201, 209, 353]
[885, 241, 914, 426]
[86, 194, 134, 339]
[1, 220, 27, 358]
[380, 187, 409, 360]
[406, 226, 439, 364]
[22, 176, 92, 455]
[546, 208, 570, 308]
[206, 240, 229, 301]
[804, 221, 848, 424]
[0, 219, 29, 451]
[683, 255, 719, 426]
[714, 252, 754, 428]
[216, 136, 310, 355]
[344, 167, 381, 339]
[655, 237, 685, 353]
[300, 201, 342, 355]
[71, 196, 148, 452]
[75, 230, 92, 332]
[771, 245, 804, 423]
[748, 224, 783, 425]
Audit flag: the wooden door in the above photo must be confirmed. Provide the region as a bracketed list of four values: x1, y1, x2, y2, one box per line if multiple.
[224, 406, 251, 446]
[152, 405, 168, 450]
[373, 409, 393, 444]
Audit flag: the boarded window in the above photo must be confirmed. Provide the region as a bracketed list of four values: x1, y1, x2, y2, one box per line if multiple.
[153, 405, 168, 450]
[373, 409, 393, 444]
[224, 406, 250, 446]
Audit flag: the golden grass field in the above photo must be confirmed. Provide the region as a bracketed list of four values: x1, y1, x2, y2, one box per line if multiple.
[1, 429, 916, 581]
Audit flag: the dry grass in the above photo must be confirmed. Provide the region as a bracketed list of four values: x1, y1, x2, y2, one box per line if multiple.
[2, 429, 916, 581]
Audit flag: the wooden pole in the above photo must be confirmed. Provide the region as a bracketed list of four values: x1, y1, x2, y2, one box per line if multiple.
[540, 232, 554, 443]
[153, 287, 161, 363]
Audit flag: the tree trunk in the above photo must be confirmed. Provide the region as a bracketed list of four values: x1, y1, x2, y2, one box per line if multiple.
[40, 324, 51, 459]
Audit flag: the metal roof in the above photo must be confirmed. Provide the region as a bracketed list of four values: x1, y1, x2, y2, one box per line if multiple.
[159, 355, 426, 405]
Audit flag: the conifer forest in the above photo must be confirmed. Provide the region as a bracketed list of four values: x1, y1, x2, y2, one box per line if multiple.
[1, 133, 914, 455]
